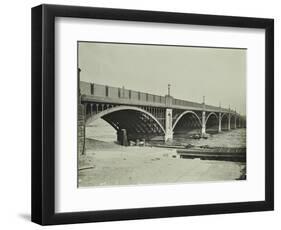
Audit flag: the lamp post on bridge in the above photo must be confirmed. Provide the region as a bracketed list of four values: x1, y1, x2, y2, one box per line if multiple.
[164, 83, 173, 142]
[201, 96, 206, 136]
[77, 67, 86, 155]
[168, 84, 171, 96]
[78, 68, 81, 104]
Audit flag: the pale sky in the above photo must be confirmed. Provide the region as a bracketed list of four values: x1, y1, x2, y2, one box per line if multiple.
[78, 42, 246, 115]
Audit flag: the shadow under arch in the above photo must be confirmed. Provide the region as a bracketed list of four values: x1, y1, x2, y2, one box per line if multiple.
[221, 113, 229, 131]
[172, 111, 202, 135]
[86, 105, 166, 141]
[230, 114, 236, 129]
[205, 112, 219, 134]
[236, 117, 241, 128]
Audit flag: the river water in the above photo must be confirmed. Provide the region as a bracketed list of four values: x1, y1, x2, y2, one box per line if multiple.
[86, 118, 246, 148]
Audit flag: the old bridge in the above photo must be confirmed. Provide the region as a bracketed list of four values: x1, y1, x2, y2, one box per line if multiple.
[78, 81, 246, 154]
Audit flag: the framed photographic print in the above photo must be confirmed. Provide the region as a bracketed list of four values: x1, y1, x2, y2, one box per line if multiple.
[31, 4, 274, 225]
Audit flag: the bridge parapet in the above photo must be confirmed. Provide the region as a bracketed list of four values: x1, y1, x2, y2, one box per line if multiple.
[81, 81, 166, 104]
[80, 81, 236, 114]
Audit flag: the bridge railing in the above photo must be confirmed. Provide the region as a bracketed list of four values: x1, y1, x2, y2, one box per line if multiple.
[80, 81, 167, 104]
[80, 81, 235, 113]
[172, 98, 203, 109]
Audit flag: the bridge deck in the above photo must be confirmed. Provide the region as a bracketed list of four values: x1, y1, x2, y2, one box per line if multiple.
[80, 81, 234, 114]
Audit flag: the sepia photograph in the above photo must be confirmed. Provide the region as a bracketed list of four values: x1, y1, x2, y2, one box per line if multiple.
[77, 41, 247, 187]
[30, 4, 274, 225]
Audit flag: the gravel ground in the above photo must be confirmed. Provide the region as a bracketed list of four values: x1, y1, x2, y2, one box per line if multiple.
[78, 135, 246, 187]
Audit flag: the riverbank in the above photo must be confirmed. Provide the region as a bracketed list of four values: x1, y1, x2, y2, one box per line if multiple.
[78, 133, 246, 187]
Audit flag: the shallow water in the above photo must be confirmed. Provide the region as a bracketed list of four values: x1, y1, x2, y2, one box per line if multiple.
[86, 118, 246, 148]
[172, 129, 246, 148]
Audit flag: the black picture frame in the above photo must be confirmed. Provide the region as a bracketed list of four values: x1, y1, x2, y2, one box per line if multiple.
[31, 4, 274, 225]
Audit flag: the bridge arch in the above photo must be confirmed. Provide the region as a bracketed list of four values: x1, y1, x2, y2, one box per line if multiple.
[221, 113, 229, 130]
[85, 105, 166, 141]
[172, 111, 202, 134]
[230, 114, 236, 129]
[205, 112, 219, 133]
[205, 112, 218, 126]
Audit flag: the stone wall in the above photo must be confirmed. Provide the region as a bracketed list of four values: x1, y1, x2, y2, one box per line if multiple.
[80, 81, 91, 95]
[78, 104, 85, 155]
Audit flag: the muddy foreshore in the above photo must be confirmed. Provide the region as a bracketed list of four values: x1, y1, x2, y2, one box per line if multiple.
[79, 129, 246, 187]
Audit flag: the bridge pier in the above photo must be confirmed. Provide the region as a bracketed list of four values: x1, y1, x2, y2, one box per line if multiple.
[165, 108, 173, 142]
[228, 114, 231, 130]
[117, 129, 129, 146]
[218, 112, 222, 132]
[201, 111, 206, 135]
